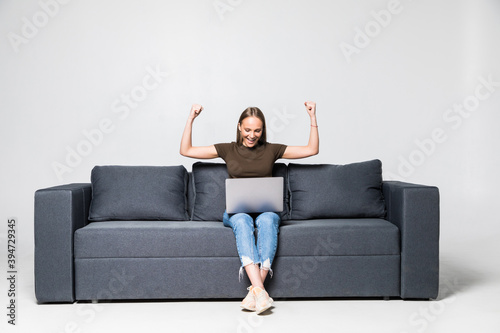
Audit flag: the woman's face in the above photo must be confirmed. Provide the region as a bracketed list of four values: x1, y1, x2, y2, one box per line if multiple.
[238, 116, 263, 148]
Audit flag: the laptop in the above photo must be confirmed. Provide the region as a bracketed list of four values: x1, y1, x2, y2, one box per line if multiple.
[225, 177, 284, 214]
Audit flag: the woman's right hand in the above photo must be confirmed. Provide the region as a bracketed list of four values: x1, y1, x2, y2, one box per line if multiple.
[190, 104, 203, 120]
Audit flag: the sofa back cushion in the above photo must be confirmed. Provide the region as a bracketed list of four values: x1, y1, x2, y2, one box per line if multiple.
[288, 159, 386, 220]
[191, 162, 290, 221]
[272, 163, 289, 221]
[191, 162, 228, 221]
[89, 165, 189, 221]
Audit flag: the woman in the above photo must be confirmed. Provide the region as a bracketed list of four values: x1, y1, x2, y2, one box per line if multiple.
[180, 102, 319, 314]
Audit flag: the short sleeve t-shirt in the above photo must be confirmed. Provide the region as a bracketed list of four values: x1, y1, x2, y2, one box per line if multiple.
[214, 142, 287, 178]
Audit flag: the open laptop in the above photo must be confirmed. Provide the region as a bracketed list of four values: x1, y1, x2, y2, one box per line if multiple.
[225, 177, 284, 214]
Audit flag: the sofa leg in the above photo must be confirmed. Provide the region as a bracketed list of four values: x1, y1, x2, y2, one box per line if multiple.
[383, 297, 390, 301]
[92, 300, 99, 304]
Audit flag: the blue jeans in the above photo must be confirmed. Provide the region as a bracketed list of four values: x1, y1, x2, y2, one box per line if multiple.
[223, 211, 281, 280]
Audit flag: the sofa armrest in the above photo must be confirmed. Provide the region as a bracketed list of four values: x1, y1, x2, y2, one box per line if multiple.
[34, 183, 92, 303]
[382, 181, 440, 299]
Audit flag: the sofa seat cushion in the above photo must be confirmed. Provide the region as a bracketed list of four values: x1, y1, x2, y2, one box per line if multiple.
[277, 219, 399, 256]
[75, 221, 236, 258]
[75, 219, 399, 259]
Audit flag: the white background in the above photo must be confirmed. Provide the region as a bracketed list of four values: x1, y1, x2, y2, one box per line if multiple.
[1, 0, 500, 332]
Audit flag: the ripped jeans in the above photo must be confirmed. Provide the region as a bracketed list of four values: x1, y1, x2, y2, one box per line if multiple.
[223, 211, 280, 280]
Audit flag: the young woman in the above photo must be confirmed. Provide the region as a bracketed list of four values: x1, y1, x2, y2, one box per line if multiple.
[180, 102, 319, 314]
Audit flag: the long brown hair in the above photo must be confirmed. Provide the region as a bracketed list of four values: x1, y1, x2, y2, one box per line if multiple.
[236, 107, 267, 146]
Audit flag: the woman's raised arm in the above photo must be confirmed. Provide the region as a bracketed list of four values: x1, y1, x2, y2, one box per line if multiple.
[179, 104, 219, 159]
[281, 101, 319, 159]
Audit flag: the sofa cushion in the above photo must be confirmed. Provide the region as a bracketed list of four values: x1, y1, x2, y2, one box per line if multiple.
[277, 219, 399, 256]
[270, 163, 289, 220]
[74, 218, 399, 259]
[88, 165, 189, 221]
[288, 160, 386, 220]
[191, 162, 290, 221]
[75, 221, 237, 258]
[191, 162, 228, 221]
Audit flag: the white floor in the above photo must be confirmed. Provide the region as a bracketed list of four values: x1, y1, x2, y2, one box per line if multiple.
[3, 235, 500, 333]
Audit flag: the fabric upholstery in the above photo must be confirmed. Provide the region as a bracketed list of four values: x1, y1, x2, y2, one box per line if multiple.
[75, 257, 249, 300]
[288, 160, 386, 220]
[383, 181, 440, 299]
[34, 183, 91, 303]
[75, 221, 237, 258]
[272, 163, 290, 220]
[190, 162, 289, 221]
[74, 218, 398, 259]
[191, 162, 228, 221]
[34, 161, 440, 303]
[74, 255, 400, 300]
[278, 218, 399, 256]
[268, 255, 400, 298]
[89, 165, 189, 221]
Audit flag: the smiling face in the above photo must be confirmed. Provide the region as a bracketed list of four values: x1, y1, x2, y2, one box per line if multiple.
[238, 116, 263, 148]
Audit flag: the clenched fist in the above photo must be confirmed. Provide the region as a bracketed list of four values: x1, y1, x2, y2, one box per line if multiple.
[304, 101, 316, 117]
[190, 104, 203, 120]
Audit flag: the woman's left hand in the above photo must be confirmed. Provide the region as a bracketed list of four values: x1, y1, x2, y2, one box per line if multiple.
[304, 101, 316, 117]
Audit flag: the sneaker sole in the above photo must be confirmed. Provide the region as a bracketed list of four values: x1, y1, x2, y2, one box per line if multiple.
[255, 303, 273, 315]
[240, 304, 256, 312]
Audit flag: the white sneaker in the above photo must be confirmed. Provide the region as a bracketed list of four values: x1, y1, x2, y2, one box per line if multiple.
[240, 286, 256, 311]
[252, 287, 273, 314]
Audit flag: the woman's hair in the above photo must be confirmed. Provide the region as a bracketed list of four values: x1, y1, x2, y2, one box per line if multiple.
[236, 107, 267, 146]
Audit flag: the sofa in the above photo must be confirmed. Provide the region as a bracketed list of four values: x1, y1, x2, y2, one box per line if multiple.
[34, 159, 440, 303]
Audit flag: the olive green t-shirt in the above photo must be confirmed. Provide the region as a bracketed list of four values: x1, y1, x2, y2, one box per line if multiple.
[214, 142, 287, 178]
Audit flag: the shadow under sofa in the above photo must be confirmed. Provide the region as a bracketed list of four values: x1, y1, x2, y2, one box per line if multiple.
[34, 160, 439, 303]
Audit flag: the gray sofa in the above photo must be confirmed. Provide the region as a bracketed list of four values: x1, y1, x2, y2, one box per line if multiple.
[34, 160, 440, 303]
